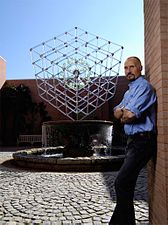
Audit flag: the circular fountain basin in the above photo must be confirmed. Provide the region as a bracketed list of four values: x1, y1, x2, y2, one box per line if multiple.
[13, 120, 124, 171]
[12, 147, 124, 172]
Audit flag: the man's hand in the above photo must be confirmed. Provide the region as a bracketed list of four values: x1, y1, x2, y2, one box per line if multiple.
[114, 107, 124, 119]
[120, 109, 136, 123]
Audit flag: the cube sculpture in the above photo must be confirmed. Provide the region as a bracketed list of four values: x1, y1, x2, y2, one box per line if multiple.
[30, 27, 123, 120]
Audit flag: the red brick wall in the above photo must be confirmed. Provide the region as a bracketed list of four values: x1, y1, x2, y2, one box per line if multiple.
[144, 0, 168, 224]
[5, 76, 128, 122]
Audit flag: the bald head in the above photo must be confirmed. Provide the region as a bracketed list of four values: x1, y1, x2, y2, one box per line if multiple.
[124, 56, 143, 81]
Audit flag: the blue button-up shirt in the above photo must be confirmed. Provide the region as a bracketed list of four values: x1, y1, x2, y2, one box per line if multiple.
[114, 76, 157, 135]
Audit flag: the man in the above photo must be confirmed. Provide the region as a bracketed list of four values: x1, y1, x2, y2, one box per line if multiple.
[109, 56, 157, 225]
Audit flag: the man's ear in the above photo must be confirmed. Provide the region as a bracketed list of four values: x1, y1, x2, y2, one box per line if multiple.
[140, 65, 143, 71]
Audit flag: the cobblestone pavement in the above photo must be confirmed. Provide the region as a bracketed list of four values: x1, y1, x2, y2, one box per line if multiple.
[0, 152, 149, 225]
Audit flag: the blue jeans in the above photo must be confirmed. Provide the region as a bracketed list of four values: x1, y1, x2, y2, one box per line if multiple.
[109, 132, 156, 225]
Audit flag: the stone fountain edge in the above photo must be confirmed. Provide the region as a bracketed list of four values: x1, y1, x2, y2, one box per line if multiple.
[12, 147, 124, 172]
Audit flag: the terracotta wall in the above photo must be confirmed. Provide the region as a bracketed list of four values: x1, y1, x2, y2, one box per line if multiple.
[144, 0, 168, 224]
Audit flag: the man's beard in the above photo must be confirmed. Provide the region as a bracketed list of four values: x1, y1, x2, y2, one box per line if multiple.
[126, 73, 136, 81]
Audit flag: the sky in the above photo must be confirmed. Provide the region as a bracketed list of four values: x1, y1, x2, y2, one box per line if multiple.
[0, 0, 144, 80]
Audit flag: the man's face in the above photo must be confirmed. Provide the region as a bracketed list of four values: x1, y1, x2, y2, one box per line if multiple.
[124, 58, 142, 81]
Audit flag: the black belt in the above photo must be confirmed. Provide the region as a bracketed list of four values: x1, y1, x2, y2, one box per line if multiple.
[128, 131, 156, 138]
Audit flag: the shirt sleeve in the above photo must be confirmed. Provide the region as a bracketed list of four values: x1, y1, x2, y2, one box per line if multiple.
[113, 90, 129, 111]
[125, 83, 156, 118]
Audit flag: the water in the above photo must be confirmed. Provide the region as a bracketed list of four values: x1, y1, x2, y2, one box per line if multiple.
[41, 153, 63, 158]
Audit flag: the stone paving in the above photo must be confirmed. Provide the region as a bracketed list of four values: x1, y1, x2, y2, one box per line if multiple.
[0, 152, 149, 225]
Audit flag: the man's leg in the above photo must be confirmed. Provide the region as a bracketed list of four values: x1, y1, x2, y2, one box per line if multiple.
[109, 134, 156, 225]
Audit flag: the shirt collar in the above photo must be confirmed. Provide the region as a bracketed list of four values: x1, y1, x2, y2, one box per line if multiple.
[128, 75, 143, 88]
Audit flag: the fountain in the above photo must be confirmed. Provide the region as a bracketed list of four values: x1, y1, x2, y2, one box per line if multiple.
[13, 27, 124, 171]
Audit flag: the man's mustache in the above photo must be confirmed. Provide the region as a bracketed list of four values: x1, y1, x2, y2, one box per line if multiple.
[127, 72, 133, 75]
[127, 72, 135, 77]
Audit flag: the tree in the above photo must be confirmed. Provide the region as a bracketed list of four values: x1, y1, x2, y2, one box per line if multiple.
[0, 82, 51, 146]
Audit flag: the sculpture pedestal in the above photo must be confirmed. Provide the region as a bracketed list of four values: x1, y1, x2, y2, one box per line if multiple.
[42, 120, 113, 157]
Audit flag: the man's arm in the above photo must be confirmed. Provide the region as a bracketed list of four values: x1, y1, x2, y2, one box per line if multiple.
[120, 108, 136, 123]
[114, 107, 124, 119]
[114, 107, 136, 123]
